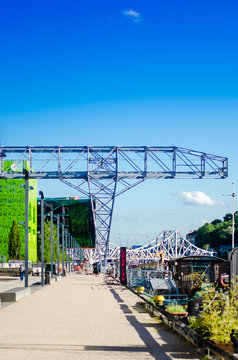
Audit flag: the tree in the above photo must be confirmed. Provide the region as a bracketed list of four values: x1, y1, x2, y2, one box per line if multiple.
[8, 219, 21, 259]
[195, 212, 238, 257]
[195, 223, 214, 249]
[224, 213, 232, 222]
[211, 219, 222, 226]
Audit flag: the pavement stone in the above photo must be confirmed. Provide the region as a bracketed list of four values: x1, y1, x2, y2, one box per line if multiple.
[0, 273, 202, 360]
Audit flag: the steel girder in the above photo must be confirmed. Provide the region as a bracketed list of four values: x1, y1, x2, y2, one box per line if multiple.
[0, 146, 227, 268]
[84, 230, 214, 263]
[126, 230, 214, 261]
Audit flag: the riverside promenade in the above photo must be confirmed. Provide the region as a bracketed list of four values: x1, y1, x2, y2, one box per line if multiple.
[0, 273, 201, 360]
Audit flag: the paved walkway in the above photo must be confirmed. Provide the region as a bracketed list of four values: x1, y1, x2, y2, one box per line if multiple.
[0, 274, 201, 360]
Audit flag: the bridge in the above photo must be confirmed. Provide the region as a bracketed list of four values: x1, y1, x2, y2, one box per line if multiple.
[83, 230, 214, 264]
[0, 146, 228, 270]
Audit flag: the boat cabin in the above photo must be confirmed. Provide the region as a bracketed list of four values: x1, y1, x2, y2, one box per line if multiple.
[168, 255, 227, 297]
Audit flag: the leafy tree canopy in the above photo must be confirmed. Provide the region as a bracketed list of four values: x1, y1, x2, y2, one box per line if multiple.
[195, 212, 238, 256]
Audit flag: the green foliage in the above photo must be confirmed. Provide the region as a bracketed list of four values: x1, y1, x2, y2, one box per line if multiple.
[195, 223, 214, 249]
[186, 271, 207, 290]
[189, 279, 238, 344]
[8, 219, 21, 259]
[195, 211, 238, 253]
[0, 178, 37, 262]
[224, 213, 232, 222]
[0, 179, 25, 260]
[166, 303, 187, 314]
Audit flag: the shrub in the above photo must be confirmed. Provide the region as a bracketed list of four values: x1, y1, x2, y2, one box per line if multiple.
[189, 278, 238, 344]
[166, 303, 187, 314]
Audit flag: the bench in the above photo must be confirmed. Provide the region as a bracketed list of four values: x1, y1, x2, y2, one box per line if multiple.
[0, 287, 31, 302]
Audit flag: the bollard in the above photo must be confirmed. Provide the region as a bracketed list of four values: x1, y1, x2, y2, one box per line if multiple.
[45, 271, 50, 285]
[153, 295, 165, 306]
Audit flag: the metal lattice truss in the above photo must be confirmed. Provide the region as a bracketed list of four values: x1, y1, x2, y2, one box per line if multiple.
[0, 146, 227, 268]
[83, 230, 214, 264]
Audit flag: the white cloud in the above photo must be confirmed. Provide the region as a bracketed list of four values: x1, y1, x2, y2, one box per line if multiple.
[178, 191, 225, 207]
[122, 9, 142, 22]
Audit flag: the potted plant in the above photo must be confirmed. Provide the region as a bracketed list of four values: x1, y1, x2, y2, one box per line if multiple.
[165, 303, 188, 317]
[189, 278, 238, 353]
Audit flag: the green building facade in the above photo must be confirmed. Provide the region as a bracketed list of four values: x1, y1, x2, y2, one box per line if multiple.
[0, 160, 37, 262]
[38, 197, 95, 248]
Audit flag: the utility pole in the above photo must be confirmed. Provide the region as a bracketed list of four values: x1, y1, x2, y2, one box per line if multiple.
[39, 191, 44, 286]
[50, 205, 54, 278]
[223, 183, 237, 249]
[232, 183, 236, 250]
[24, 170, 29, 288]
[62, 205, 65, 276]
[69, 235, 71, 274]
[65, 229, 68, 273]
[57, 215, 60, 276]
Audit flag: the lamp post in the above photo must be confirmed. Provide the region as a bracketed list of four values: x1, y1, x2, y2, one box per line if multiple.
[80, 244, 83, 266]
[223, 183, 237, 250]
[62, 205, 65, 276]
[68, 232, 70, 272]
[39, 191, 44, 286]
[24, 169, 29, 288]
[57, 215, 60, 276]
[65, 229, 68, 273]
[232, 183, 236, 250]
[70, 235, 72, 274]
[50, 205, 54, 278]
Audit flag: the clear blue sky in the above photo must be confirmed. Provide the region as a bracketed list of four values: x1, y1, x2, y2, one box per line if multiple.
[0, 0, 238, 246]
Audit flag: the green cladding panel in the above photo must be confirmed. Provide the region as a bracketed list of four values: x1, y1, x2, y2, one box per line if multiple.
[40, 198, 95, 248]
[0, 161, 37, 262]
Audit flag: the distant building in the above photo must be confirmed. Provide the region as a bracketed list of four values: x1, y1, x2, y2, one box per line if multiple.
[0, 160, 37, 262]
[37, 197, 95, 248]
[186, 230, 197, 245]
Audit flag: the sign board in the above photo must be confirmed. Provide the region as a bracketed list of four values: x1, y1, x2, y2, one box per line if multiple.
[120, 247, 127, 284]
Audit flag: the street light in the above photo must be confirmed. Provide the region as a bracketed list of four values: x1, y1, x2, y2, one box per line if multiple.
[223, 183, 237, 249]
[57, 215, 60, 276]
[39, 191, 44, 286]
[62, 205, 65, 276]
[23, 169, 33, 288]
[70, 235, 72, 274]
[50, 205, 54, 278]
[65, 228, 68, 273]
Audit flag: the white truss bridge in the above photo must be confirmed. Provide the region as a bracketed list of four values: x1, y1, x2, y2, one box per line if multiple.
[83, 230, 214, 264]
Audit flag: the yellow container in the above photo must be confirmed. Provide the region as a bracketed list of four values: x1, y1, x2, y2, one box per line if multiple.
[136, 286, 145, 293]
[153, 295, 165, 305]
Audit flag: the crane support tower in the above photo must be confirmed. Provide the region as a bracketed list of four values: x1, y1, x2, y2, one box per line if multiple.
[0, 146, 228, 271]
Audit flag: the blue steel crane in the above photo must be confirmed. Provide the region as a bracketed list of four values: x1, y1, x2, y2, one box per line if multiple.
[0, 146, 228, 271]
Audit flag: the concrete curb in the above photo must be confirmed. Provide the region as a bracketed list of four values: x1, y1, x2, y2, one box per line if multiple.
[0, 287, 31, 302]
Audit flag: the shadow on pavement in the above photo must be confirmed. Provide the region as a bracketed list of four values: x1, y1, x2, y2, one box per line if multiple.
[109, 286, 200, 360]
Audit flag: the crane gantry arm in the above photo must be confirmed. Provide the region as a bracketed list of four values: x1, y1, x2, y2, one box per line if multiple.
[0, 146, 228, 271]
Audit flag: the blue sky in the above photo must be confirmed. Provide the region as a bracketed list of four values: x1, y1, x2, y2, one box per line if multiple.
[0, 1, 238, 246]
